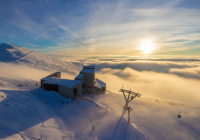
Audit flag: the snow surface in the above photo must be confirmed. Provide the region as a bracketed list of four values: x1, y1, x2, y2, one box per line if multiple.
[95, 78, 106, 89]
[0, 44, 200, 140]
[1, 76, 200, 140]
[43, 77, 82, 88]
[75, 74, 85, 80]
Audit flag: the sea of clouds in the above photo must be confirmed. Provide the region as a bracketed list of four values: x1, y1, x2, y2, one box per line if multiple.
[1, 58, 200, 106]
[77, 58, 200, 106]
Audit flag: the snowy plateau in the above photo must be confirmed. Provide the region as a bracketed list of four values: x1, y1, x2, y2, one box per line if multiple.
[0, 44, 200, 140]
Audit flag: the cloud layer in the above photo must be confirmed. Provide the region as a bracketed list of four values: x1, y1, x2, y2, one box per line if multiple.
[1, 57, 199, 107]
[97, 67, 200, 106]
[78, 58, 200, 106]
[0, 62, 75, 82]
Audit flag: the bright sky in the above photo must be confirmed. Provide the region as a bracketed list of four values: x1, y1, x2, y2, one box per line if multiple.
[0, 0, 200, 58]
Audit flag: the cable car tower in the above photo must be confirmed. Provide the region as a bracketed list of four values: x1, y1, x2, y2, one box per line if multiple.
[119, 86, 141, 123]
[119, 86, 141, 109]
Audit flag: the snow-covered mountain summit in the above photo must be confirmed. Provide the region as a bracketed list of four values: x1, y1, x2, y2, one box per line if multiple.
[0, 43, 82, 74]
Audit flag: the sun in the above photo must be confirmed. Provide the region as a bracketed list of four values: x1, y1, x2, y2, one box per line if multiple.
[140, 39, 155, 54]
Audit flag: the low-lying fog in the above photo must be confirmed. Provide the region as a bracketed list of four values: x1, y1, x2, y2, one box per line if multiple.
[1, 58, 200, 107]
[80, 58, 200, 106]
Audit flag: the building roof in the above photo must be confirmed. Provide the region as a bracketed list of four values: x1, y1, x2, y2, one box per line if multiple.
[75, 73, 85, 80]
[53, 72, 60, 74]
[83, 66, 95, 69]
[80, 68, 95, 73]
[95, 78, 106, 89]
[42, 77, 82, 88]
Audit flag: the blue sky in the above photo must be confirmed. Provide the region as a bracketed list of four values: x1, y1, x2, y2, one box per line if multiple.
[0, 0, 200, 58]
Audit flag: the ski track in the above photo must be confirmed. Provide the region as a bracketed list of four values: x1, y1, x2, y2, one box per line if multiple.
[3, 99, 45, 127]
[15, 50, 34, 63]
[4, 89, 67, 129]
[0, 88, 45, 136]
[0, 89, 71, 140]
[0, 128, 26, 140]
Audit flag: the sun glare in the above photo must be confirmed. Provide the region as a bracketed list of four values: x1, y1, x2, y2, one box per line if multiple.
[140, 39, 155, 54]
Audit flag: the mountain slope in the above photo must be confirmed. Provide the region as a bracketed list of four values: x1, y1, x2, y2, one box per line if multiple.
[0, 43, 82, 74]
[1, 44, 200, 140]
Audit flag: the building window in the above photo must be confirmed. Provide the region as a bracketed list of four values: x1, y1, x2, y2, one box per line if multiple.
[73, 88, 78, 96]
[74, 88, 78, 93]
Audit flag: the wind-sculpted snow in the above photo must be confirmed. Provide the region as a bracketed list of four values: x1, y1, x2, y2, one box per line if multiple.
[0, 43, 32, 62]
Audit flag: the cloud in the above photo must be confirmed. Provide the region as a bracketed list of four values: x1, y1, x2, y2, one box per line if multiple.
[96, 67, 200, 106]
[0, 62, 74, 82]
[1, 0, 200, 56]
[0, 62, 50, 81]
[97, 61, 192, 73]
[77, 57, 200, 80]
[74, 58, 200, 106]
[169, 66, 200, 80]
[79, 58, 198, 72]
[50, 0, 200, 56]
[1, 57, 200, 108]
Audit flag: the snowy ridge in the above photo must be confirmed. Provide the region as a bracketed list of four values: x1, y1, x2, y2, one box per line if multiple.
[0, 43, 82, 74]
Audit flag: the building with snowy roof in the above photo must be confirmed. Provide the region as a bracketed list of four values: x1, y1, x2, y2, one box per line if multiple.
[41, 66, 106, 99]
[41, 72, 82, 99]
[41, 72, 61, 87]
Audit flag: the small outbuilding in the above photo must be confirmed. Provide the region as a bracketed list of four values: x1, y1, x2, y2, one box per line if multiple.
[41, 72, 82, 99]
